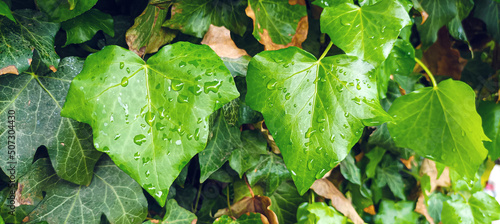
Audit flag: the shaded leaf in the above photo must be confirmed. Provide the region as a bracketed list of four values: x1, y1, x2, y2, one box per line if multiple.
[223, 56, 251, 78]
[340, 153, 361, 185]
[441, 191, 500, 224]
[415, 0, 457, 49]
[145, 199, 197, 224]
[375, 155, 406, 200]
[296, 202, 347, 224]
[214, 213, 264, 224]
[61, 9, 114, 47]
[214, 195, 278, 224]
[269, 181, 308, 224]
[474, 0, 500, 43]
[201, 25, 248, 59]
[478, 101, 500, 160]
[229, 130, 268, 178]
[35, 0, 98, 22]
[446, 0, 474, 43]
[374, 200, 419, 224]
[0, 0, 14, 22]
[246, 152, 290, 195]
[61, 42, 240, 206]
[365, 147, 386, 179]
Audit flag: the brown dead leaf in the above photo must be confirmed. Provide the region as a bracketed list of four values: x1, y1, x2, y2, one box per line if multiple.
[400, 155, 415, 169]
[354, 152, 364, 162]
[214, 195, 278, 224]
[201, 25, 248, 59]
[245, 6, 308, 51]
[0, 65, 19, 75]
[418, 28, 468, 80]
[288, 0, 306, 5]
[421, 11, 429, 25]
[363, 205, 376, 215]
[49, 65, 57, 73]
[255, 121, 280, 154]
[311, 179, 364, 224]
[415, 195, 434, 224]
[420, 159, 450, 193]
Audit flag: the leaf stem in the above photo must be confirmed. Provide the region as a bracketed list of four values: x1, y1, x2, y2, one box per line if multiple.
[414, 57, 437, 88]
[310, 191, 315, 203]
[244, 175, 254, 197]
[319, 41, 334, 60]
[81, 44, 99, 53]
[193, 184, 202, 213]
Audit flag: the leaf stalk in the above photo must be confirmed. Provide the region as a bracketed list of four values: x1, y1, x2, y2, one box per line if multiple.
[319, 41, 334, 60]
[414, 57, 437, 88]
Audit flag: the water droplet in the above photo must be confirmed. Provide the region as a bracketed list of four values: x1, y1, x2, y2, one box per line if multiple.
[120, 62, 124, 69]
[285, 93, 291, 100]
[188, 85, 203, 95]
[126, 67, 131, 74]
[304, 142, 311, 147]
[315, 147, 323, 153]
[194, 128, 200, 140]
[197, 118, 203, 124]
[340, 133, 345, 139]
[268, 101, 274, 107]
[155, 191, 163, 198]
[133, 134, 147, 146]
[171, 80, 184, 91]
[102, 146, 109, 153]
[291, 170, 297, 176]
[293, 104, 297, 108]
[266, 79, 278, 90]
[344, 112, 350, 117]
[305, 127, 316, 138]
[356, 83, 361, 90]
[177, 94, 189, 103]
[145, 110, 156, 126]
[176, 140, 182, 145]
[315, 169, 326, 179]
[120, 77, 129, 87]
[204, 80, 223, 93]
[317, 116, 326, 123]
[142, 157, 152, 165]
[156, 122, 166, 131]
[340, 17, 351, 26]
[114, 134, 121, 140]
[134, 152, 140, 160]
[145, 170, 150, 177]
[179, 61, 186, 67]
[307, 159, 314, 170]
[330, 134, 335, 143]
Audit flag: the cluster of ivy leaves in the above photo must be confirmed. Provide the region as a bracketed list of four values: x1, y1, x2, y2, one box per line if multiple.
[0, 0, 499, 223]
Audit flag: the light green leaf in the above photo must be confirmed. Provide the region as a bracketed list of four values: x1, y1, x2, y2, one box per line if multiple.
[61, 9, 114, 47]
[0, 9, 60, 75]
[247, 0, 307, 46]
[246, 47, 391, 194]
[223, 56, 251, 78]
[213, 213, 264, 224]
[441, 191, 500, 224]
[296, 202, 347, 224]
[426, 192, 450, 223]
[126, 4, 176, 57]
[229, 130, 268, 177]
[0, 56, 101, 185]
[415, 0, 457, 49]
[320, 0, 411, 65]
[340, 152, 361, 185]
[144, 200, 197, 224]
[312, 0, 352, 8]
[246, 152, 290, 195]
[61, 42, 240, 206]
[375, 155, 406, 200]
[0, 0, 14, 22]
[35, 0, 98, 22]
[163, 0, 249, 38]
[269, 181, 308, 224]
[374, 200, 419, 224]
[199, 110, 242, 183]
[20, 157, 148, 224]
[388, 79, 489, 178]
[478, 101, 500, 160]
[474, 0, 500, 44]
[365, 147, 386, 179]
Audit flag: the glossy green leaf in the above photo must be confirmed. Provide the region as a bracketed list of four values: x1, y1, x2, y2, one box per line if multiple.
[229, 130, 268, 177]
[163, 0, 249, 38]
[313, 0, 352, 8]
[247, 0, 307, 45]
[246, 47, 391, 194]
[388, 79, 489, 178]
[223, 56, 251, 78]
[35, 0, 98, 22]
[0, 0, 14, 22]
[441, 191, 500, 224]
[426, 192, 450, 223]
[145, 200, 197, 224]
[61, 42, 240, 206]
[415, 0, 457, 49]
[365, 147, 386, 179]
[0, 10, 60, 75]
[199, 110, 242, 182]
[20, 157, 148, 224]
[0, 56, 101, 185]
[269, 181, 308, 224]
[478, 101, 500, 160]
[126, 4, 176, 57]
[374, 200, 419, 224]
[375, 154, 406, 200]
[340, 152, 361, 185]
[214, 213, 263, 224]
[246, 152, 290, 195]
[474, 0, 500, 43]
[447, 0, 474, 43]
[61, 9, 114, 47]
[320, 0, 411, 65]
[296, 202, 347, 224]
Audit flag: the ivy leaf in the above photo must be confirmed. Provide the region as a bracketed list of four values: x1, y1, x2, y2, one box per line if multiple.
[163, 0, 249, 38]
[223, 56, 251, 78]
[199, 110, 242, 183]
[19, 157, 147, 224]
[246, 0, 308, 49]
[312, 0, 352, 8]
[446, 0, 474, 44]
[214, 213, 264, 224]
[229, 130, 268, 178]
[478, 101, 500, 160]
[474, 0, 500, 43]
[61, 42, 240, 206]
[0, 56, 101, 185]
[374, 200, 419, 224]
[320, 0, 411, 65]
[388, 79, 489, 178]
[35, 0, 98, 22]
[126, 4, 176, 57]
[441, 191, 500, 224]
[365, 147, 386, 179]
[0, 0, 14, 22]
[246, 152, 290, 195]
[145, 200, 197, 224]
[0, 10, 60, 75]
[296, 202, 347, 224]
[246, 47, 391, 194]
[61, 9, 114, 47]
[426, 192, 450, 223]
[269, 181, 308, 224]
[340, 153, 361, 185]
[375, 155, 406, 200]
[415, 0, 457, 49]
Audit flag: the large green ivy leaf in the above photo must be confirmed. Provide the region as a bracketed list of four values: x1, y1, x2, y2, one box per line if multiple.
[163, 0, 249, 38]
[61, 9, 114, 47]
[246, 47, 391, 194]
[0, 10, 60, 75]
[478, 101, 500, 160]
[415, 0, 457, 49]
[374, 200, 419, 224]
[229, 130, 268, 177]
[0, 0, 14, 22]
[296, 202, 347, 224]
[61, 42, 240, 206]
[474, 0, 500, 43]
[246, 152, 290, 195]
[144, 200, 197, 224]
[247, 0, 307, 46]
[199, 110, 242, 183]
[388, 79, 489, 178]
[19, 157, 148, 224]
[320, 0, 411, 65]
[441, 192, 500, 224]
[35, 0, 98, 22]
[269, 181, 308, 224]
[0, 56, 101, 185]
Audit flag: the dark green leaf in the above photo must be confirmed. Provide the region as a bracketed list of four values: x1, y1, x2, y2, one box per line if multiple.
[447, 0, 474, 43]
[144, 199, 197, 224]
[474, 0, 500, 43]
[269, 181, 308, 224]
[246, 152, 290, 195]
[213, 213, 263, 224]
[61, 42, 240, 206]
[296, 202, 347, 224]
[365, 147, 386, 179]
[223, 56, 251, 77]
[35, 0, 98, 22]
[426, 192, 450, 223]
[229, 130, 268, 177]
[375, 155, 406, 200]
[478, 101, 500, 160]
[415, 0, 457, 49]
[441, 191, 500, 224]
[340, 152, 361, 185]
[320, 0, 411, 65]
[0, 0, 14, 22]
[61, 9, 114, 47]
[388, 79, 489, 178]
[374, 200, 419, 224]
[246, 47, 391, 194]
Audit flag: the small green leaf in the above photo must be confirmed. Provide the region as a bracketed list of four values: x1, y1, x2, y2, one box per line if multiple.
[0, 0, 15, 22]
[388, 79, 489, 178]
[144, 200, 197, 224]
[246, 47, 391, 194]
[223, 56, 251, 78]
[447, 0, 474, 44]
[441, 191, 500, 224]
[426, 192, 450, 223]
[320, 0, 411, 65]
[340, 152, 361, 185]
[214, 213, 264, 224]
[61, 42, 239, 206]
[375, 155, 406, 200]
[246, 152, 290, 195]
[61, 9, 114, 47]
[415, 0, 457, 49]
[478, 101, 500, 160]
[269, 181, 308, 224]
[35, 0, 98, 22]
[365, 147, 386, 179]
[163, 0, 249, 38]
[374, 200, 419, 224]
[229, 130, 268, 177]
[474, 0, 500, 45]
[297, 202, 347, 224]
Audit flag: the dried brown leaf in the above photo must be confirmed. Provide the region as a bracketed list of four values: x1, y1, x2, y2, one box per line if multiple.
[415, 195, 434, 224]
[214, 195, 278, 224]
[201, 25, 248, 59]
[363, 205, 376, 215]
[420, 159, 450, 193]
[0, 65, 19, 76]
[255, 121, 280, 154]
